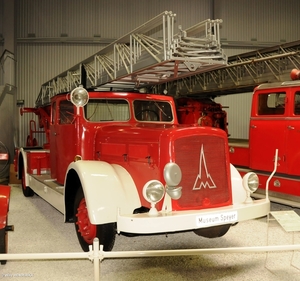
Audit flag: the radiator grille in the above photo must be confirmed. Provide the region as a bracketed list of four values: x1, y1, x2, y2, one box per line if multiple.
[174, 135, 231, 209]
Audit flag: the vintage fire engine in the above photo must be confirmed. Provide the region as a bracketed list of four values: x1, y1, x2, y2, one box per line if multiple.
[227, 69, 300, 208]
[15, 11, 270, 252]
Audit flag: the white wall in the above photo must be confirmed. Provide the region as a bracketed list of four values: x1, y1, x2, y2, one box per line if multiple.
[216, 93, 253, 139]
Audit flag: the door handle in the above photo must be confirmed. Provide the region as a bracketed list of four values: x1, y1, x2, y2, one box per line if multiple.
[250, 125, 257, 129]
[287, 125, 295, 130]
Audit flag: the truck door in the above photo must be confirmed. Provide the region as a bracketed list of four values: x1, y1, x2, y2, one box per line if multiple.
[50, 99, 76, 184]
[285, 90, 300, 176]
[249, 91, 287, 173]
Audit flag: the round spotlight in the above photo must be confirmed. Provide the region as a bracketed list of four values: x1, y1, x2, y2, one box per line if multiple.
[142, 180, 165, 204]
[242, 172, 259, 193]
[70, 86, 89, 107]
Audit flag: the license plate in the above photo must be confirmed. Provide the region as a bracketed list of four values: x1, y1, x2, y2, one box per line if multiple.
[196, 211, 238, 227]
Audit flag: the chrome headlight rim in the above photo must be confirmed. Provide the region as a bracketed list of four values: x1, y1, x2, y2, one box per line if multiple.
[242, 172, 259, 193]
[69, 86, 89, 107]
[142, 180, 165, 204]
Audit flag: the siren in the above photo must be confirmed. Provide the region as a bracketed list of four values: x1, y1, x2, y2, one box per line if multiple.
[290, 69, 300, 81]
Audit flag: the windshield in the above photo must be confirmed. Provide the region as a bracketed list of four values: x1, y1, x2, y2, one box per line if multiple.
[85, 99, 130, 121]
[84, 98, 173, 122]
[134, 100, 173, 122]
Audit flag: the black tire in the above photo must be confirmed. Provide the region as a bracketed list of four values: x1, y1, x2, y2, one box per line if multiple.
[74, 188, 116, 252]
[21, 166, 34, 197]
[0, 228, 7, 265]
[193, 224, 231, 238]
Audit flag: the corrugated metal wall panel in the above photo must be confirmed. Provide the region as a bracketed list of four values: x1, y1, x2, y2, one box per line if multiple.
[215, 93, 253, 139]
[17, 0, 212, 38]
[215, 0, 300, 43]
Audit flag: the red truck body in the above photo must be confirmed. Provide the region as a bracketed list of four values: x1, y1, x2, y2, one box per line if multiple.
[228, 71, 300, 207]
[176, 97, 228, 135]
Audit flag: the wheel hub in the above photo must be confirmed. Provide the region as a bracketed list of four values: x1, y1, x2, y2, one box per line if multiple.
[76, 198, 96, 244]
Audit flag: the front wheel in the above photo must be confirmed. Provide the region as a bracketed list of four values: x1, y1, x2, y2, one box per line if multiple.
[74, 188, 116, 252]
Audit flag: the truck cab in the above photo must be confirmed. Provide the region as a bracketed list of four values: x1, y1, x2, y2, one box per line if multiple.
[248, 82, 300, 175]
[228, 69, 300, 207]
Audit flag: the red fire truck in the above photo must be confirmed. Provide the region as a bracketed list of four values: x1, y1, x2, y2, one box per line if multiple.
[14, 11, 270, 252]
[227, 69, 300, 208]
[16, 87, 271, 252]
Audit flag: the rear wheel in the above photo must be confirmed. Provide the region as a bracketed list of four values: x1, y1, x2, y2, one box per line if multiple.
[193, 224, 231, 238]
[74, 188, 116, 252]
[21, 166, 34, 197]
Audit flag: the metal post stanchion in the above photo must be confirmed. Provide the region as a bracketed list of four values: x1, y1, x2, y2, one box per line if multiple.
[89, 238, 101, 281]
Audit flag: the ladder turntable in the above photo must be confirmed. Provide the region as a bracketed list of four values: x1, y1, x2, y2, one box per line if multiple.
[36, 11, 227, 107]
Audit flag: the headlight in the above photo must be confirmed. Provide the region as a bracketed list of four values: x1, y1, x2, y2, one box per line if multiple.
[142, 180, 165, 204]
[70, 86, 89, 107]
[242, 172, 259, 193]
[164, 163, 182, 200]
[164, 163, 182, 199]
[166, 186, 182, 200]
[163, 163, 182, 186]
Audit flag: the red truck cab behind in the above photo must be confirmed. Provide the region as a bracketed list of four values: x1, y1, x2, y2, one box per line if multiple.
[229, 69, 300, 206]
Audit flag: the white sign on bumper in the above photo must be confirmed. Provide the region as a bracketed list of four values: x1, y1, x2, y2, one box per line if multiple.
[196, 211, 238, 227]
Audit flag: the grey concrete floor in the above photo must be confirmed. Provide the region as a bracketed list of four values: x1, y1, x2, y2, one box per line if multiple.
[1, 184, 300, 281]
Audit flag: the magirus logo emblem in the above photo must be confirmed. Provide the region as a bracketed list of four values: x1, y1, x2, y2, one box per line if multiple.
[193, 144, 217, 190]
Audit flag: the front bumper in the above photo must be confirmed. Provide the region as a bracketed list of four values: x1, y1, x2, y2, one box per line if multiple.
[117, 198, 270, 234]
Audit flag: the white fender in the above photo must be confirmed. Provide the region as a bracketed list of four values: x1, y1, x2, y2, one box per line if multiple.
[66, 160, 141, 224]
[230, 164, 247, 204]
[18, 148, 28, 185]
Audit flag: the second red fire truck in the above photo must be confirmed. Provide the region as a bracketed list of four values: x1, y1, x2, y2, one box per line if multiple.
[228, 69, 300, 208]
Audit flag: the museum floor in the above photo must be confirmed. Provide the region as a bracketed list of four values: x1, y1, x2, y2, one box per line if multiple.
[1, 184, 300, 281]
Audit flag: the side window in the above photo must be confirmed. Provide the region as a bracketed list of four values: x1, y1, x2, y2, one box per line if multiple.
[294, 92, 300, 115]
[59, 100, 75, 124]
[258, 92, 286, 115]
